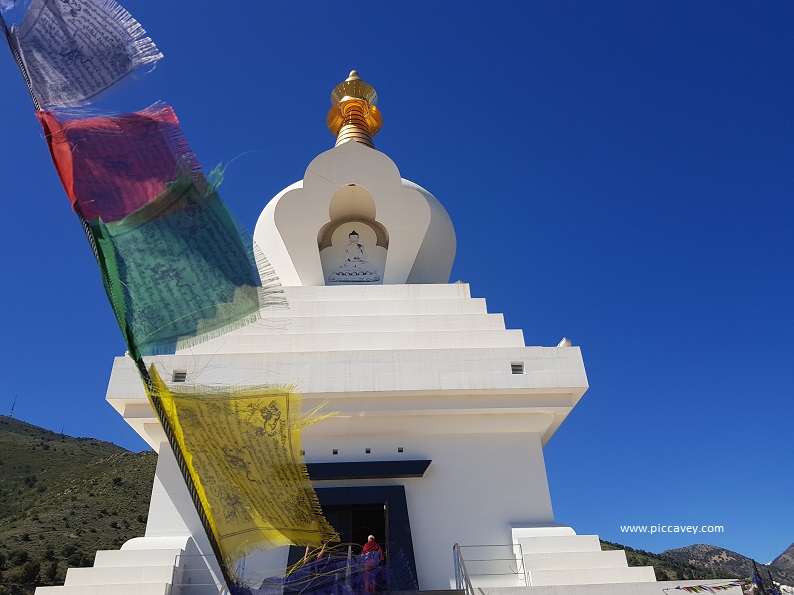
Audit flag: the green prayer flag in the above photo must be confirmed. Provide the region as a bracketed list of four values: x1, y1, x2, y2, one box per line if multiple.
[87, 177, 282, 358]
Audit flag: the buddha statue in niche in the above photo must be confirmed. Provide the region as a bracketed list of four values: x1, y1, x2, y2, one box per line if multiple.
[328, 230, 380, 283]
[321, 222, 386, 285]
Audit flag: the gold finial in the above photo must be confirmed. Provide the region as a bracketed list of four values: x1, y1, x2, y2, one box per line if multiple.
[327, 70, 382, 149]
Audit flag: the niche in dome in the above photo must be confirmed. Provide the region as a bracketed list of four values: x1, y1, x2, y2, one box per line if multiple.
[318, 184, 389, 285]
[320, 221, 387, 285]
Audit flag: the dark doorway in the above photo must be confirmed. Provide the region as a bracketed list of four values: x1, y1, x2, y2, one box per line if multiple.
[324, 502, 387, 551]
[286, 502, 386, 566]
[284, 486, 417, 590]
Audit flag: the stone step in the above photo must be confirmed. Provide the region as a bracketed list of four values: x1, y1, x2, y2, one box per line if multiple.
[528, 565, 657, 586]
[522, 549, 628, 570]
[254, 296, 488, 317]
[93, 548, 182, 568]
[480, 580, 742, 595]
[281, 284, 472, 302]
[516, 535, 602, 554]
[35, 584, 169, 595]
[216, 313, 507, 335]
[64, 564, 174, 586]
[185, 328, 526, 354]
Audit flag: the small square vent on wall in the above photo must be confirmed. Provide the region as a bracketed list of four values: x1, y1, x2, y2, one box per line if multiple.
[172, 370, 187, 383]
[511, 362, 525, 375]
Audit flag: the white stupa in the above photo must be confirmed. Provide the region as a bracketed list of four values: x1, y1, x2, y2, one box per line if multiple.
[35, 71, 740, 595]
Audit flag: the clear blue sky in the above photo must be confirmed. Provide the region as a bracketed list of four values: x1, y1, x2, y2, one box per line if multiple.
[1, 0, 792, 566]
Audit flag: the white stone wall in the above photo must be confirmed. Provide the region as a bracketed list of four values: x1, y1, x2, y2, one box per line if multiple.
[106, 283, 587, 590]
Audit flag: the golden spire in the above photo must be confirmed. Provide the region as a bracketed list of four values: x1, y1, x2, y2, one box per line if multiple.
[327, 70, 382, 149]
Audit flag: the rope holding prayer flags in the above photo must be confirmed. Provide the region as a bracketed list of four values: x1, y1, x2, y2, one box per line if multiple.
[4, 0, 283, 362]
[1, 7, 42, 109]
[3, 1, 327, 592]
[3, 0, 162, 108]
[129, 358, 231, 587]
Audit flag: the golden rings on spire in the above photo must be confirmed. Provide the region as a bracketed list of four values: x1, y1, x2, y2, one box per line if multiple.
[327, 71, 382, 148]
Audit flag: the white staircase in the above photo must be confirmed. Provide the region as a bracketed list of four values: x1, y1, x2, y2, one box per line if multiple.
[35, 536, 222, 595]
[457, 528, 740, 595]
[513, 527, 656, 587]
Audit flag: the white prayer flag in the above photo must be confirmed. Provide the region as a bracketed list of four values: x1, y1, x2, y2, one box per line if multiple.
[8, 0, 162, 107]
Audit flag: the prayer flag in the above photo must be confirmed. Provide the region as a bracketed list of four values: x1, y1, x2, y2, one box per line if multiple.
[4, 0, 162, 107]
[86, 176, 282, 358]
[671, 582, 743, 594]
[39, 104, 200, 222]
[146, 366, 337, 571]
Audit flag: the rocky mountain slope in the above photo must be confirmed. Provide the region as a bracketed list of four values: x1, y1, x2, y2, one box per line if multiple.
[772, 544, 794, 583]
[663, 543, 794, 586]
[0, 415, 156, 593]
[1, 414, 791, 594]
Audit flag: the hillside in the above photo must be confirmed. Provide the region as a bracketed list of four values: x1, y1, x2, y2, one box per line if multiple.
[0, 415, 156, 594]
[1, 415, 791, 594]
[601, 540, 723, 582]
[663, 543, 794, 587]
[772, 544, 794, 583]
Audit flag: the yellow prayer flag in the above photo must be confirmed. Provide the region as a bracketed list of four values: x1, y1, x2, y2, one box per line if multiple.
[146, 366, 337, 567]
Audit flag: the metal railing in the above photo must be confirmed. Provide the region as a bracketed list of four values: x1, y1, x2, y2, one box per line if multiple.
[171, 554, 229, 594]
[453, 543, 527, 591]
[171, 547, 389, 594]
[453, 543, 477, 595]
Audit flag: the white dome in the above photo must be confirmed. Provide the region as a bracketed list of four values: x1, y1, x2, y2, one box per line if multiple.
[254, 140, 455, 286]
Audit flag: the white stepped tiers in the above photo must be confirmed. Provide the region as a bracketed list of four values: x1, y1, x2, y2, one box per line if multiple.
[100, 282, 594, 591]
[34, 536, 221, 595]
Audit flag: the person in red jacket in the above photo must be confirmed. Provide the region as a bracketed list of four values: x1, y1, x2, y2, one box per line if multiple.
[361, 535, 382, 592]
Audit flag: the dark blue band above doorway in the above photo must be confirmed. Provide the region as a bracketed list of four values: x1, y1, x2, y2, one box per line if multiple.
[306, 460, 431, 480]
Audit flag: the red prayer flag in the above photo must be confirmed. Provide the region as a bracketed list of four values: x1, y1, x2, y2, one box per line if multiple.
[38, 103, 201, 222]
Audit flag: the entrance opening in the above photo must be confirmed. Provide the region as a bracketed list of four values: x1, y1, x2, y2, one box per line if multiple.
[284, 485, 417, 591]
[317, 485, 416, 585]
[325, 503, 387, 551]
[286, 503, 387, 566]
